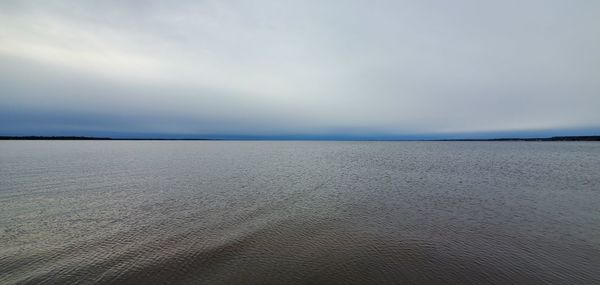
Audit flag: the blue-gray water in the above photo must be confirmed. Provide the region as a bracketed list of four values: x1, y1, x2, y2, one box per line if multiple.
[1, 141, 599, 284]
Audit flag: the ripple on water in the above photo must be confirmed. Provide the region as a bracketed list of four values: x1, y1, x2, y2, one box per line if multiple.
[1, 141, 600, 284]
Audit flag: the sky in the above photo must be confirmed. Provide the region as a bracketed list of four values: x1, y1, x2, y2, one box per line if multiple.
[1, 0, 599, 139]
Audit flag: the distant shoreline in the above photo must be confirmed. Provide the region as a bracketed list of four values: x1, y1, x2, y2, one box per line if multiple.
[0, 136, 220, 141]
[1, 136, 599, 141]
[435, 136, 600, 141]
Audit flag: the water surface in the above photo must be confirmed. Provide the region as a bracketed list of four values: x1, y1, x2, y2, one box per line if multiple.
[1, 141, 599, 284]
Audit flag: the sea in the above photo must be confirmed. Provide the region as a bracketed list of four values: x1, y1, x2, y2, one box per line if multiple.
[1, 141, 599, 284]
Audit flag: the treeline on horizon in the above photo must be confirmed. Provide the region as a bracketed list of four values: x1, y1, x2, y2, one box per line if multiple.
[0, 136, 215, 141]
[0, 136, 113, 140]
[439, 136, 600, 141]
[1, 135, 599, 141]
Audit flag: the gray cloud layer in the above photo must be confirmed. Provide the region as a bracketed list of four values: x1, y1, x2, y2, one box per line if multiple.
[1, 0, 599, 137]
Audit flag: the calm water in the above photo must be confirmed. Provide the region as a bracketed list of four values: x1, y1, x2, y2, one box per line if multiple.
[1, 141, 599, 284]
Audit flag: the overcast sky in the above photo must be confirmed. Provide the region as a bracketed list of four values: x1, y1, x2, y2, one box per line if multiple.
[1, 0, 599, 138]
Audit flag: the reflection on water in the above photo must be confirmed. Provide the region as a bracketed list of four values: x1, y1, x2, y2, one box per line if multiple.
[1, 141, 599, 284]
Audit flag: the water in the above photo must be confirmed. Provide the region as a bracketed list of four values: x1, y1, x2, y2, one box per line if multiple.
[1, 141, 599, 284]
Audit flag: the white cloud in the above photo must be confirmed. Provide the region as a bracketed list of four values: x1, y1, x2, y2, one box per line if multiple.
[1, 0, 599, 136]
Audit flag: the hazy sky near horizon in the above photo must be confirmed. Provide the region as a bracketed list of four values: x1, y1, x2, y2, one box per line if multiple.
[1, 0, 599, 137]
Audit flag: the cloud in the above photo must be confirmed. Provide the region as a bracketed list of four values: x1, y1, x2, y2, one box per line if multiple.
[1, 0, 599, 137]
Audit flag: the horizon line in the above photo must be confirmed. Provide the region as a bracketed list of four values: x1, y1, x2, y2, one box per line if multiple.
[1, 135, 599, 142]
